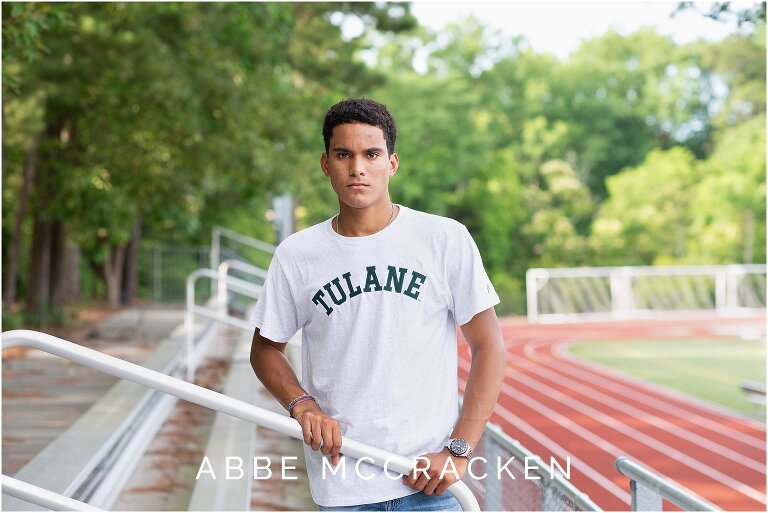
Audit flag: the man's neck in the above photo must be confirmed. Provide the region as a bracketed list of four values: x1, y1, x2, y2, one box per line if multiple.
[336, 200, 399, 237]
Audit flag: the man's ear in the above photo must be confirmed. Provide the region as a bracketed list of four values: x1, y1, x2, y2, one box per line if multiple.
[320, 153, 330, 178]
[389, 152, 399, 177]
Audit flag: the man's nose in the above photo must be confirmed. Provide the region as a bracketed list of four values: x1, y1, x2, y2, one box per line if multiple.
[348, 155, 366, 175]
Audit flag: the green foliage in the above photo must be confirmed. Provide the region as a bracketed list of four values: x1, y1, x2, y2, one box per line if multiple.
[3, 3, 764, 318]
[687, 114, 766, 263]
[591, 147, 699, 264]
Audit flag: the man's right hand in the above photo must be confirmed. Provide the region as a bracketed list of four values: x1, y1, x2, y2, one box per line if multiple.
[292, 400, 343, 466]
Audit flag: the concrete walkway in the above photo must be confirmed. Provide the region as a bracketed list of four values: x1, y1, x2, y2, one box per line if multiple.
[3, 303, 315, 511]
[2, 304, 187, 475]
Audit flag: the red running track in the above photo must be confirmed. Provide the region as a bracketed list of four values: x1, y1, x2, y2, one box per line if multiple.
[457, 316, 766, 511]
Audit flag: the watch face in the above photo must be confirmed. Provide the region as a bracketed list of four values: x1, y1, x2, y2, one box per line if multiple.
[450, 438, 469, 456]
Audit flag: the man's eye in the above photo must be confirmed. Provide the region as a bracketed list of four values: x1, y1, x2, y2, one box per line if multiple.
[366, 152, 379, 159]
[337, 153, 350, 159]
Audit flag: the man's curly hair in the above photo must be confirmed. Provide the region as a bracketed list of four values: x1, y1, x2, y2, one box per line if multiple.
[322, 98, 397, 155]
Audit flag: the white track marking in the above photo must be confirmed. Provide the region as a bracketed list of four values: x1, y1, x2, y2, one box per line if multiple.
[517, 350, 766, 472]
[512, 340, 766, 468]
[496, 368, 766, 505]
[457, 375, 631, 506]
[540, 339, 767, 444]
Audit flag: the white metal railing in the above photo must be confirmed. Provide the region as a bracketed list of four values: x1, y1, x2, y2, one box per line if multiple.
[527, 264, 767, 323]
[184, 268, 263, 380]
[1, 330, 479, 511]
[210, 226, 275, 277]
[217, 259, 268, 317]
[1, 475, 102, 511]
[615, 457, 720, 511]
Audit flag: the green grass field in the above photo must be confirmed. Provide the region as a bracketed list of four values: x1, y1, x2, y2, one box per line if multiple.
[568, 338, 766, 419]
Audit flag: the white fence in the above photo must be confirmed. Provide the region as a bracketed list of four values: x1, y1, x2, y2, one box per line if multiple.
[526, 264, 766, 323]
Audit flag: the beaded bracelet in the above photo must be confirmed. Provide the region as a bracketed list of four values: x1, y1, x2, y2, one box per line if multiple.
[288, 394, 315, 417]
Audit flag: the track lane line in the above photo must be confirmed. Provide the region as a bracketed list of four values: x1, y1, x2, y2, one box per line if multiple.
[551, 340, 767, 435]
[517, 348, 766, 470]
[511, 336, 766, 446]
[456, 375, 632, 506]
[507, 369, 767, 502]
[458, 354, 767, 508]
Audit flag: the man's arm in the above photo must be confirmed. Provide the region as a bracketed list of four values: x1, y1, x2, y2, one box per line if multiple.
[250, 328, 342, 465]
[449, 306, 507, 446]
[403, 307, 506, 496]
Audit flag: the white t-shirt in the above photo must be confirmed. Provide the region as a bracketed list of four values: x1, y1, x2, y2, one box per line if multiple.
[250, 205, 500, 507]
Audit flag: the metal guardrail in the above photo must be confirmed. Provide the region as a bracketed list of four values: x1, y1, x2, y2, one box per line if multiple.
[615, 457, 721, 511]
[1, 330, 480, 511]
[184, 268, 263, 380]
[741, 379, 767, 406]
[527, 264, 767, 323]
[217, 259, 268, 316]
[1, 476, 102, 511]
[210, 226, 276, 278]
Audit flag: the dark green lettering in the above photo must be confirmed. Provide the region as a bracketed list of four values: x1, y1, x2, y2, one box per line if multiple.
[343, 272, 363, 298]
[324, 278, 347, 305]
[404, 271, 427, 300]
[312, 289, 333, 315]
[383, 266, 407, 293]
[363, 266, 382, 292]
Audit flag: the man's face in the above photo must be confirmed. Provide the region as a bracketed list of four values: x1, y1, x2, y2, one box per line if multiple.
[321, 123, 399, 210]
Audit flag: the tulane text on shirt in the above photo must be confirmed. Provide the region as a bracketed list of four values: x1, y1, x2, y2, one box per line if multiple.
[312, 265, 427, 316]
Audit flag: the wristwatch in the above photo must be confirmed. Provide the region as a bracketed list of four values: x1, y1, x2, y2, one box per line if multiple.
[445, 438, 472, 458]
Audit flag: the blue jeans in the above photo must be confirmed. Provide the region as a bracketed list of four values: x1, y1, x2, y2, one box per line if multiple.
[318, 491, 462, 511]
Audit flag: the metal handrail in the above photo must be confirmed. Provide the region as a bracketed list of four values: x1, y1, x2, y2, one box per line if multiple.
[217, 259, 268, 316]
[1, 475, 102, 511]
[184, 268, 263, 380]
[211, 226, 276, 276]
[615, 457, 721, 511]
[1, 330, 480, 511]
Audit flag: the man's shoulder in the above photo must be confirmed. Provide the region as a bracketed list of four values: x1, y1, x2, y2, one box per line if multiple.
[273, 219, 329, 259]
[405, 206, 468, 237]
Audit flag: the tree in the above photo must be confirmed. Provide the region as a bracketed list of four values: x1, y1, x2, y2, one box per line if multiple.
[590, 147, 699, 264]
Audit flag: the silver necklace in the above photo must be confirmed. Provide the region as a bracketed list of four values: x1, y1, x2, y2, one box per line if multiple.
[334, 203, 396, 235]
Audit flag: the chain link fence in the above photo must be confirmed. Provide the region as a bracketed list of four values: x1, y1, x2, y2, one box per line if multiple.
[463, 423, 599, 511]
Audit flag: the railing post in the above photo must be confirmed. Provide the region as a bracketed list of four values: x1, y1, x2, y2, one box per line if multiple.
[629, 478, 663, 511]
[610, 267, 634, 319]
[714, 269, 727, 313]
[217, 261, 230, 320]
[185, 274, 196, 382]
[210, 227, 221, 297]
[526, 269, 543, 323]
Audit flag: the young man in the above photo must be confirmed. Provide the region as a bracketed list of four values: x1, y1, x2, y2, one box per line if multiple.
[250, 98, 506, 511]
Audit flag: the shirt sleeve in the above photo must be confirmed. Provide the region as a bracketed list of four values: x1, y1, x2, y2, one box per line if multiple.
[249, 254, 300, 343]
[447, 225, 501, 326]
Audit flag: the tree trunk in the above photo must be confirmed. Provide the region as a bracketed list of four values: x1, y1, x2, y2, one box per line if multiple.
[3, 135, 39, 312]
[103, 244, 126, 308]
[27, 214, 53, 323]
[121, 217, 142, 304]
[50, 221, 80, 308]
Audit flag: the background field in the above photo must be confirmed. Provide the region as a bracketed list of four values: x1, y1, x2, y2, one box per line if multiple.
[569, 338, 767, 419]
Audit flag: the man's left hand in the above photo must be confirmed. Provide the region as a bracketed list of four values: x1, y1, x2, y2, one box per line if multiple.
[402, 448, 469, 496]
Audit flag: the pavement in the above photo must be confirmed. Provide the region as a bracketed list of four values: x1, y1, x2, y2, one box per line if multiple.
[2, 303, 316, 511]
[2, 304, 187, 475]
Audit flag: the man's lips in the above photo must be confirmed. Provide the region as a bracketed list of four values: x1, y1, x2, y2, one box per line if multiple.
[348, 183, 369, 188]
